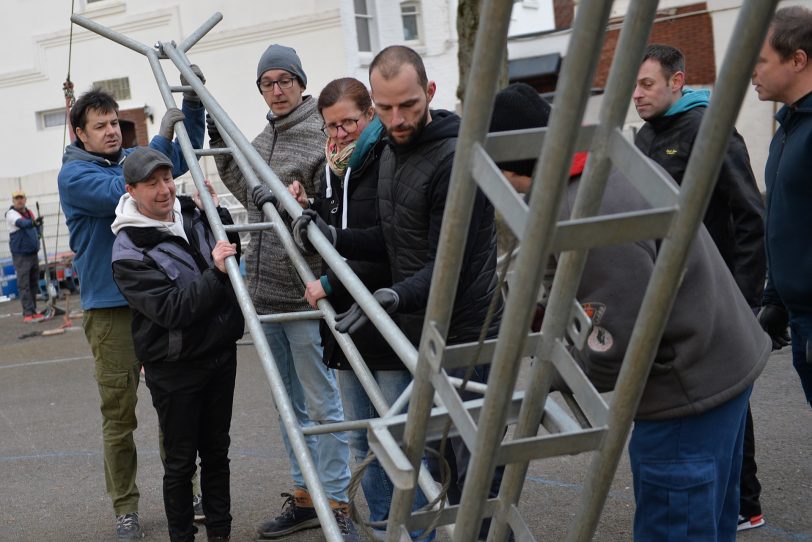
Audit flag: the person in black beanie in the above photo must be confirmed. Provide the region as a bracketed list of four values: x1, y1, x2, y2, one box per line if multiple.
[489, 82, 551, 194]
[489, 81, 770, 541]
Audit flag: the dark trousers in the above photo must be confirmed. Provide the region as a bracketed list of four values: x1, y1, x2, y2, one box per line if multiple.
[144, 348, 236, 542]
[739, 404, 762, 517]
[428, 364, 505, 541]
[789, 310, 812, 406]
[629, 386, 750, 542]
[12, 252, 39, 315]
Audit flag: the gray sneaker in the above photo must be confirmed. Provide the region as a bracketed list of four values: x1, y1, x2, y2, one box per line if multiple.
[116, 513, 144, 540]
[193, 494, 206, 523]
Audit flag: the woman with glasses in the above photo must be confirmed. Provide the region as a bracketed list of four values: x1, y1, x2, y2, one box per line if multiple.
[289, 77, 430, 540]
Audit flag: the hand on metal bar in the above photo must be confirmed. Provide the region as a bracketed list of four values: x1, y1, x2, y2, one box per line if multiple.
[179, 64, 206, 103]
[291, 209, 335, 254]
[251, 184, 279, 213]
[159, 108, 185, 140]
[205, 114, 222, 145]
[334, 288, 399, 334]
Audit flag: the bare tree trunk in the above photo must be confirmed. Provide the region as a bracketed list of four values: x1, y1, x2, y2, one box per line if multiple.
[457, 0, 510, 105]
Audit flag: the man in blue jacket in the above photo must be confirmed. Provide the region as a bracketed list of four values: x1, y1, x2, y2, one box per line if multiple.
[57, 71, 205, 540]
[5, 190, 43, 322]
[752, 6, 812, 410]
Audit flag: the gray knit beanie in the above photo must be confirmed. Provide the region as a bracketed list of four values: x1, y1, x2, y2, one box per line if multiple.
[256, 44, 307, 88]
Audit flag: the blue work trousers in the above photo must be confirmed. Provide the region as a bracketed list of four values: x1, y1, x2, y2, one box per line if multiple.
[629, 386, 751, 542]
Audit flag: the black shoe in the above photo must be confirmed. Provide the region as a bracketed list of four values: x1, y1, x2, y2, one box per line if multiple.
[333, 507, 360, 542]
[116, 513, 145, 540]
[256, 492, 320, 539]
[193, 494, 205, 523]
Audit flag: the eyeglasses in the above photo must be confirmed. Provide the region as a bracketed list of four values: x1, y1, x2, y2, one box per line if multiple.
[257, 77, 296, 92]
[322, 117, 361, 137]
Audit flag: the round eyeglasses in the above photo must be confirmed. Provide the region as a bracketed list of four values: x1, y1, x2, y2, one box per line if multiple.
[322, 117, 361, 137]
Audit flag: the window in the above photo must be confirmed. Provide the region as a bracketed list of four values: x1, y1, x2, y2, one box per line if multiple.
[37, 108, 67, 130]
[401, 2, 422, 43]
[92, 77, 131, 101]
[354, 0, 373, 53]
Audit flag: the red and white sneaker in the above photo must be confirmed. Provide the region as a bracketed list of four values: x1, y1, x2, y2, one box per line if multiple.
[23, 313, 44, 323]
[737, 514, 765, 531]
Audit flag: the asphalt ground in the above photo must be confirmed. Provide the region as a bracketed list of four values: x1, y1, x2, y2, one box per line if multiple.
[0, 293, 810, 541]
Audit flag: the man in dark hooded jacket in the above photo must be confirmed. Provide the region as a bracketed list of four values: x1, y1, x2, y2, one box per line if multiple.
[292, 45, 502, 540]
[633, 43, 768, 531]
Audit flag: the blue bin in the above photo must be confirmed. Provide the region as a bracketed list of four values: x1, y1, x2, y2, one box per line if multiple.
[1, 275, 18, 299]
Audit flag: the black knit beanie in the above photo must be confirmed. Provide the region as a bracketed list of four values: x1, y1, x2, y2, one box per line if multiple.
[489, 82, 551, 177]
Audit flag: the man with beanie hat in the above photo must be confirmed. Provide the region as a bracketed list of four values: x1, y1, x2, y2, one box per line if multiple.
[489, 82, 769, 541]
[489, 82, 551, 193]
[633, 43, 767, 532]
[111, 147, 243, 542]
[58, 73, 206, 540]
[5, 190, 44, 322]
[208, 45, 356, 540]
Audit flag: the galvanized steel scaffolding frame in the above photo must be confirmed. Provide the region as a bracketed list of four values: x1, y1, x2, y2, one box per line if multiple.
[71, 0, 777, 539]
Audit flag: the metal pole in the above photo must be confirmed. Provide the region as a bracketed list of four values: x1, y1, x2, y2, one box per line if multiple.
[454, 1, 617, 540]
[165, 45, 448, 518]
[178, 13, 222, 53]
[160, 45, 419, 372]
[567, 1, 778, 540]
[489, 1, 659, 539]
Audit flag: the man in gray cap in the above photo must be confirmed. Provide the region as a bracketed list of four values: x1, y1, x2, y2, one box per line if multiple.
[58, 69, 206, 540]
[111, 146, 243, 542]
[208, 45, 356, 540]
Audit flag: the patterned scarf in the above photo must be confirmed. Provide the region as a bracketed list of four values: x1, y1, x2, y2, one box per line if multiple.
[325, 138, 357, 177]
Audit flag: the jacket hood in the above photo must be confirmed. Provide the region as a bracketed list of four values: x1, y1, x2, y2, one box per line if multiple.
[111, 192, 187, 243]
[62, 141, 125, 166]
[664, 87, 710, 117]
[389, 109, 460, 152]
[349, 116, 384, 170]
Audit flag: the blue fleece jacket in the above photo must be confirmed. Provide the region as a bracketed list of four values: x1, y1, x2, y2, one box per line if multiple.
[57, 100, 205, 310]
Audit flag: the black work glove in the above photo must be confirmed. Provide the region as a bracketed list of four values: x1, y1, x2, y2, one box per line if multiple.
[180, 64, 206, 103]
[251, 184, 278, 213]
[159, 108, 185, 140]
[33, 216, 44, 228]
[206, 114, 222, 145]
[758, 303, 790, 350]
[292, 209, 335, 254]
[335, 288, 400, 334]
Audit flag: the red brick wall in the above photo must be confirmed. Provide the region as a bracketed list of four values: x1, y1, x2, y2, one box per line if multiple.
[119, 107, 149, 147]
[593, 3, 716, 88]
[554, 0, 575, 30]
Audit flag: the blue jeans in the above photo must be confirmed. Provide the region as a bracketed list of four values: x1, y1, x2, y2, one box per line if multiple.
[339, 369, 432, 540]
[788, 311, 812, 406]
[263, 321, 350, 502]
[629, 386, 751, 542]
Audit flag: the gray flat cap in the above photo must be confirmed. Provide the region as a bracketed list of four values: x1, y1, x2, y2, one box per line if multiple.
[123, 147, 173, 185]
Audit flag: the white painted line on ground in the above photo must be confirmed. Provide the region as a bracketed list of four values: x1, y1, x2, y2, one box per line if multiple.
[0, 355, 92, 370]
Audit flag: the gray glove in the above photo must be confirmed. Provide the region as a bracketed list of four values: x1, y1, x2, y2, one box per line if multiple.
[335, 288, 400, 334]
[292, 209, 335, 254]
[251, 184, 278, 213]
[180, 64, 206, 103]
[206, 114, 222, 145]
[159, 108, 186, 140]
